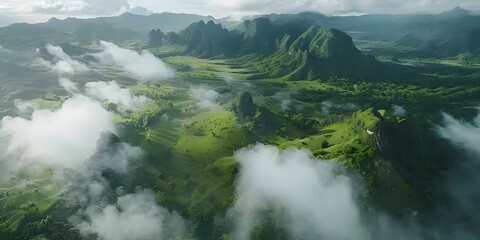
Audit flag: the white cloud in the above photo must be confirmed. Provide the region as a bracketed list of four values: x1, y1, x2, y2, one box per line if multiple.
[2, 0, 480, 23]
[56, 133, 185, 240]
[128, 6, 153, 15]
[28, 0, 88, 13]
[230, 144, 422, 240]
[0, 94, 114, 175]
[40, 44, 88, 75]
[436, 111, 480, 238]
[0, 0, 129, 14]
[14, 99, 38, 114]
[208, 0, 480, 16]
[85, 81, 151, 112]
[93, 41, 174, 81]
[230, 144, 369, 240]
[79, 190, 186, 240]
[2, 92, 185, 239]
[1, 0, 480, 22]
[189, 87, 221, 110]
[55, 130, 143, 205]
[438, 112, 480, 156]
[59, 77, 79, 93]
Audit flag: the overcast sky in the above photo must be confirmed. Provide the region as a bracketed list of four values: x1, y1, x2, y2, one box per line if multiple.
[0, 0, 479, 26]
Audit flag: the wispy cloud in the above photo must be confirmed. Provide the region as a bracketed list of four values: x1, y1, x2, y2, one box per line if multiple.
[438, 112, 480, 156]
[93, 41, 174, 81]
[14, 99, 37, 114]
[436, 111, 480, 237]
[321, 101, 359, 114]
[59, 77, 79, 93]
[189, 86, 222, 110]
[76, 190, 186, 240]
[85, 81, 152, 112]
[39, 44, 89, 75]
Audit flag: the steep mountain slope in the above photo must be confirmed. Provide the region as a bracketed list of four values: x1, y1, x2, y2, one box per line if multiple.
[237, 18, 309, 54]
[151, 20, 383, 81]
[151, 18, 310, 57]
[251, 26, 380, 80]
[263, 8, 480, 56]
[178, 21, 238, 58]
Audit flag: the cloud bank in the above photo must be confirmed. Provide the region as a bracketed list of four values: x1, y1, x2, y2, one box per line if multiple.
[85, 81, 151, 112]
[208, 0, 480, 16]
[2, 0, 480, 23]
[0, 94, 114, 176]
[435, 111, 480, 239]
[94, 41, 174, 81]
[230, 144, 367, 240]
[438, 112, 480, 156]
[230, 144, 421, 240]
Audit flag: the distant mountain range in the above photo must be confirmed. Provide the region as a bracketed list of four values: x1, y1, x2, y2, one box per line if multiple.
[0, 7, 479, 57]
[261, 7, 480, 56]
[149, 17, 383, 80]
[0, 12, 223, 49]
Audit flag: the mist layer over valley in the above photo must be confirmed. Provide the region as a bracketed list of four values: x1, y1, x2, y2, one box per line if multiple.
[1, 5, 480, 240]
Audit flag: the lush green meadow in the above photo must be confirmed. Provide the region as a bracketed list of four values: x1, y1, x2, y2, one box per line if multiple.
[1, 50, 479, 239]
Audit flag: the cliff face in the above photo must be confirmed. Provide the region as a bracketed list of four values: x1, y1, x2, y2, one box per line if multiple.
[233, 91, 256, 119]
[151, 19, 383, 81]
[149, 29, 164, 47]
[255, 26, 380, 80]
[178, 21, 236, 57]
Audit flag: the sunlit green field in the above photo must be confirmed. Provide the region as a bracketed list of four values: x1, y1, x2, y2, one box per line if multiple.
[2, 49, 480, 238]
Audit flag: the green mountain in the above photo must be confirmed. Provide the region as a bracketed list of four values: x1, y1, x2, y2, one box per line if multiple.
[237, 18, 309, 54]
[151, 19, 383, 81]
[152, 17, 310, 57]
[178, 21, 237, 58]
[262, 8, 480, 56]
[149, 29, 164, 46]
[251, 26, 380, 80]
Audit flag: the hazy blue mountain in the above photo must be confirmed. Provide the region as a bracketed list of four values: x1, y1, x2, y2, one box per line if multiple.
[237, 18, 310, 54]
[0, 12, 221, 49]
[261, 7, 480, 56]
